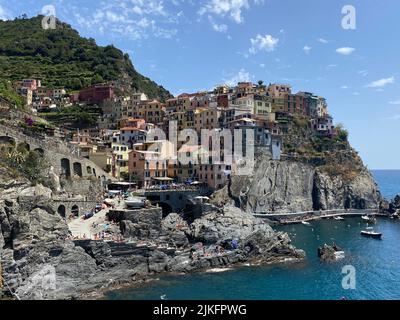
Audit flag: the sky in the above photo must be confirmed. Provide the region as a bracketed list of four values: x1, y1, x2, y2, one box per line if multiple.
[0, 0, 399, 169]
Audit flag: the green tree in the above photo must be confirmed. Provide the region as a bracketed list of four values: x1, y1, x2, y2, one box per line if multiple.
[336, 123, 349, 142]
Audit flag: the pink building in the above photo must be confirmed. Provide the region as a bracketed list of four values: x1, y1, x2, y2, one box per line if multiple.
[78, 85, 114, 104]
[22, 79, 40, 90]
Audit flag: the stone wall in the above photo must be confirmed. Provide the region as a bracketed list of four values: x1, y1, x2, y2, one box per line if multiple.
[143, 189, 212, 213]
[0, 123, 113, 182]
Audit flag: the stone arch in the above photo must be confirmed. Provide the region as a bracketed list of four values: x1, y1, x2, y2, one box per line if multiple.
[157, 202, 173, 218]
[86, 165, 92, 175]
[17, 141, 30, 153]
[73, 162, 83, 177]
[57, 205, 66, 218]
[0, 136, 16, 153]
[34, 148, 45, 156]
[61, 158, 71, 178]
[71, 205, 79, 217]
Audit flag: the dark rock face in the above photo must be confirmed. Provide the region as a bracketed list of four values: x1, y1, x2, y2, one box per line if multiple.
[317, 244, 344, 262]
[0, 184, 101, 299]
[1, 187, 304, 299]
[109, 208, 162, 240]
[313, 170, 381, 210]
[212, 154, 381, 213]
[1, 173, 304, 300]
[388, 195, 400, 214]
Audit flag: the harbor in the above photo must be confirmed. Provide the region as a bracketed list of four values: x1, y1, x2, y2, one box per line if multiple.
[106, 216, 400, 300]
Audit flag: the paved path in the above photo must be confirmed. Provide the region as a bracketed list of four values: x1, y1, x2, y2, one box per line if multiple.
[68, 208, 110, 239]
[253, 209, 379, 218]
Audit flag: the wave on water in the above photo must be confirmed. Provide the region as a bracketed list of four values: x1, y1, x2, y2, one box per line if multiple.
[205, 268, 233, 273]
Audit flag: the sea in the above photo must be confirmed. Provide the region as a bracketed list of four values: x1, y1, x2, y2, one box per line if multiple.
[106, 170, 400, 300]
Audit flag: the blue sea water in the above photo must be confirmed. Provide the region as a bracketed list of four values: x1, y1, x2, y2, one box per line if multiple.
[371, 170, 400, 200]
[106, 170, 400, 300]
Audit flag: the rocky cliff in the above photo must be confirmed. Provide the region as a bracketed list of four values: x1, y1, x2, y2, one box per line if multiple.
[212, 152, 382, 214]
[0, 170, 304, 299]
[211, 115, 383, 214]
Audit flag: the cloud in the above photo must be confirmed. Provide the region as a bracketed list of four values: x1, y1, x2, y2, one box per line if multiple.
[366, 77, 395, 88]
[224, 68, 253, 86]
[199, 0, 263, 24]
[389, 100, 400, 105]
[317, 38, 329, 44]
[336, 47, 356, 55]
[208, 15, 228, 33]
[249, 34, 279, 54]
[341, 85, 350, 89]
[130, 0, 167, 16]
[70, 0, 180, 41]
[358, 70, 368, 77]
[0, 5, 10, 20]
[326, 64, 338, 69]
[303, 45, 311, 54]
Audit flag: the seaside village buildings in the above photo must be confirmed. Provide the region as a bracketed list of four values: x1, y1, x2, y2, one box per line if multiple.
[13, 79, 335, 190]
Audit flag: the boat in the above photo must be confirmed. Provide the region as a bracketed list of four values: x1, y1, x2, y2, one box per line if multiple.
[334, 216, 345, 221]
[125, 196, 146, 208]
[361, 215, 377, 223]
[301, 221, 311, 226]
[361, 230, 382, 239]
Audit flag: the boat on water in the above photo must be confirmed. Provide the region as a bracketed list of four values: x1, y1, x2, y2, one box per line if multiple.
[125, 196, 146, 208]
[301, 221, 311, 226]
[361, 215, 377, 223]
[334, 216, 345, 221]
[361, 229, 382, 239]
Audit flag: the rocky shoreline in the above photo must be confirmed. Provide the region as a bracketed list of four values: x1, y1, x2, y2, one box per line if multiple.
[0, 182, 305, 300]
[1, 155, 395, 300]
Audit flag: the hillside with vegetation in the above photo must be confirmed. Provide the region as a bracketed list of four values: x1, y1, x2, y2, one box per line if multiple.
[0, 15, 172, 100]
[281, 115, 363, 182]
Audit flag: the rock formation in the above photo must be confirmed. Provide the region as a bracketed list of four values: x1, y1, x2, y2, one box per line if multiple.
[0, 178, 304, 299]
[212, 153, 382, 213]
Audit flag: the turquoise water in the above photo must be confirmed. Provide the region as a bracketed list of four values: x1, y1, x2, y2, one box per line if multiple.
[106, 170, 400, 300]
[371, 170, 400, 200]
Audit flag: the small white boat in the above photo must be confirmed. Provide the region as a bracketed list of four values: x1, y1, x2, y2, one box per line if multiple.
[125, 196, 146, 208]
[361, 229, 382, 239]
[334, 216, 345, 221]
[301, 221, 311, 226]
[361, 215, 377, 223]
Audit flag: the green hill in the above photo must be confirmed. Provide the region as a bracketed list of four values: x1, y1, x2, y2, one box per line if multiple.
[0, 15, 172, 100]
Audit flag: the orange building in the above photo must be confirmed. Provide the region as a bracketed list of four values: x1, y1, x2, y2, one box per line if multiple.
[128, 140, 175, 188]
[138, 100, 166, 125]
[194, 108, 222, 133]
